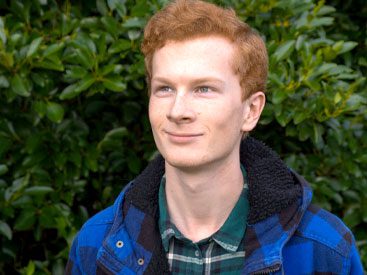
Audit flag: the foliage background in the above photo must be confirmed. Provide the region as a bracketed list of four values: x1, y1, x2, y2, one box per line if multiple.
[0, 0, 366, 273]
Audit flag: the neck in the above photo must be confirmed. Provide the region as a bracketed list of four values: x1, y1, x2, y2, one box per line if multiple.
[164, 155, 244, 242]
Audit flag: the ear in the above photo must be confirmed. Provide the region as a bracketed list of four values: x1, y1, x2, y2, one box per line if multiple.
[241, 91, 266, 132]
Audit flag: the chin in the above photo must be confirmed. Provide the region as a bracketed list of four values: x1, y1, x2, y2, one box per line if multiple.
[162, 151, 221, 172]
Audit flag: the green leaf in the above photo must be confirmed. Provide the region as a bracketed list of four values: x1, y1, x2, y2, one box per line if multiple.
[312, 123, 324, 148]
[356, 154, 367, 164]
[27, 37, 43, 58]
[316, 6, 336, 16]
[317, 63, 337, 75]
[298, 123, 311, 141]
[10, 1, 30, 24]
[46, 102, 64, 123]
[39, 206, 58, 228]
[24, 186, 54, 195]
[61, 14, 75, 36]
[275, 112, 292, 127]
[74, 33, 96, 54]
[33, 101, 47, 117]
[0, 52, 14, 69]
[33, 58, 64, 71]
[25, 261, 35, 275]
[107, 0, 126, 17]
[105, 127, 128, 139]
[80, 17, 100, 29]
[293, 112, 308, 125]
[101, 16, 119, 36]
[25, 134, 42, 154]
[59, 84, 78, 100]
[14, 208, 37, 231]
[122, 17, 146, 28]
[74, 75, 95, 93]
[332, 193, 343, 205]
[102, 77, 126, 92]
[108, 39, 131, 54]
[295, 35, 306, 50]
[0, 164, 8, 175]
[339, 41, 358, 55]
[310, 17, 334, 28]
[273, 40, 295, 62]
[96, 0, 108, 15]
[64, 66, 88, 81]
[272, 89, 287, 104]
[11, 75, 30, 97]
[343, 205, 361, 228]
[75, 48, 94, 69]
[98, 127, 128, 150]
[42, 42, 65, 57]
[0, 17, 6, 44]
[101, 64, 123, 75]
[128, 30, 141, 40]
[130, 1, 151, 17]
[0, 221, 12, 240]
[97, 33, 107, 56]
[345, 94, 364, 111]
[0, 75, 9, 88]
[334, 92, 342, 104]
[59, 75, 95, 99]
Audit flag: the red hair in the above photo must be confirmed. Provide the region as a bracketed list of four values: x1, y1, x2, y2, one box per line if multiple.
[141, 0, 268, 99]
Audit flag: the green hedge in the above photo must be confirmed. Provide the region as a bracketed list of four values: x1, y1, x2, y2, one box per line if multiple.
[0, 0, 366, 273]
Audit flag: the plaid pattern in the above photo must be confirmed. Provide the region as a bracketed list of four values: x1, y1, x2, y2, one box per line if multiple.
[66, 176, 363, 275]
[158, 172, 249, 274]
[66, 138, 364, 275]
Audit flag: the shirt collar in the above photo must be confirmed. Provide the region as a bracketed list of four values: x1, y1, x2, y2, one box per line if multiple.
[158, 175, 180, 252]
[158, 165, 249, 253]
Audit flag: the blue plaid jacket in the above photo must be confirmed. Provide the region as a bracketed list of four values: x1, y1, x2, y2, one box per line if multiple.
[66, 137, 363, 274]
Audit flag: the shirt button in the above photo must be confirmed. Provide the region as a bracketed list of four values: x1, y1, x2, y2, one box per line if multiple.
[195, 250, 200, 257]
[116, 241, 124, 248]
[137, 258, 144, 266]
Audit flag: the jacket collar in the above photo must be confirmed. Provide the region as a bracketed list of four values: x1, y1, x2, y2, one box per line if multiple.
[115, 137, 307, 274]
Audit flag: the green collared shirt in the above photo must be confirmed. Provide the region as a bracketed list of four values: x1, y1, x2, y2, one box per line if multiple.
[158, 166, 249, 274]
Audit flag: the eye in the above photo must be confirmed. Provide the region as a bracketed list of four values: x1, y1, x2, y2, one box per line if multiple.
[153, 85, 174, 96]
[159, 86, 173, 93]
[196, 86, 211, 93]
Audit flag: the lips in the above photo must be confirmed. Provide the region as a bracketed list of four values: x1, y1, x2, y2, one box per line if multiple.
[164, 130, 203, 143]
[165, 131, 202, 137]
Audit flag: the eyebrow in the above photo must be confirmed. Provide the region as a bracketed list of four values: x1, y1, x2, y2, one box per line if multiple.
[151, 76, 225, 86]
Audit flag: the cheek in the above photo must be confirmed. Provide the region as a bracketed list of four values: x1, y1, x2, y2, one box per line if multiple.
[216, 105, 244, 133]
[149, 101, 166, 131]
[213, 110, 242, 141]
[148, 99, 159, 123]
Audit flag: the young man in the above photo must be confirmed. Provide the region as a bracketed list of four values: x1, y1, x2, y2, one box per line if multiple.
[66, 0, 363, 274]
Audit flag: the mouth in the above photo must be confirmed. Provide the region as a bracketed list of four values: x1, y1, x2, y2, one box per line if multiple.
[164, 131, 203, 143]
[165, 131, 203, 137]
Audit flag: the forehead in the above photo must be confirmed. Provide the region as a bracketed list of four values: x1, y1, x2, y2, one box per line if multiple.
[151, 36, 236, 79]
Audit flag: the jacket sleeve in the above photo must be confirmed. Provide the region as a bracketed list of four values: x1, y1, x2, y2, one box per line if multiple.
[65, 234, 83, 275]
[349, 239, 364, 275]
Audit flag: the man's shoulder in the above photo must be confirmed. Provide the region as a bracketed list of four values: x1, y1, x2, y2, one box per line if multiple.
[80, 205, 114, 235]
[74, 183, 131, 247]
[296, 203, 354, 257]
[282, 204, 363, 274]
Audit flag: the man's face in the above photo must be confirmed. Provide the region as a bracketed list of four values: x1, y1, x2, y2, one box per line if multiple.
[149, 36, 249, 170]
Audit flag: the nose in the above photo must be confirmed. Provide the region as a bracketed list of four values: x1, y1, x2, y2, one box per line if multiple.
[167, 92, 196, 123]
